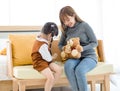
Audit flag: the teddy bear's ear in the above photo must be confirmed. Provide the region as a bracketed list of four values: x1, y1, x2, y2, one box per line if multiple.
[69, 39, 73, 46]
[67, 39, 72, 46]
[73, 37, 80, 41]
[76, 45, 83, 52]
[76, 37, 80, 39]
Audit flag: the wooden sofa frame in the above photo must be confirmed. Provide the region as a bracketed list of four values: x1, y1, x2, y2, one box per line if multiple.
[2, 26, 111, 91]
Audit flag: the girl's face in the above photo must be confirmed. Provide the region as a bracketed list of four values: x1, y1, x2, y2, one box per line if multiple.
[63, 15, 76, 27]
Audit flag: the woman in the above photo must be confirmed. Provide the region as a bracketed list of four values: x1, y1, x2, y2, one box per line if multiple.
[58, 6, 98, 91]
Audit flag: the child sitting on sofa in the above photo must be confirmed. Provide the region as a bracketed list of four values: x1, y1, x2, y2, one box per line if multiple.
[31, 22, 62, 91]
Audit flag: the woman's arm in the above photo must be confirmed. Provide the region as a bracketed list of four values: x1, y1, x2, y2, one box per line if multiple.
[82, 23, 98, 51]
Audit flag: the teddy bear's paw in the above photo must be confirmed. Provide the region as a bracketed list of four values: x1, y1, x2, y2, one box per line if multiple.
[71, 49, 78, 57]
[61, 51, 66, 58]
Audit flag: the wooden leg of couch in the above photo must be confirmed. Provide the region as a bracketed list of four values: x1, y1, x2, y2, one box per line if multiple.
[100, 83, 104, 91]
[13, 79, 18, 91]
[104, 74, 110, 91]
[19, 81, 26, 91]
[90, 81, 95, 91]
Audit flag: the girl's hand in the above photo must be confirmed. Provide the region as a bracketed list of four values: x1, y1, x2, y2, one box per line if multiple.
[52, 53, 58, 60]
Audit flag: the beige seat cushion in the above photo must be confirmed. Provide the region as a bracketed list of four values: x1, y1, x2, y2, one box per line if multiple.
[13, 62, 113, 79]
[87, 62, 113, 75]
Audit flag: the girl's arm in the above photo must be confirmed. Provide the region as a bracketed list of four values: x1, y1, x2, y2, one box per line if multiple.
[39, 44, 52, 62]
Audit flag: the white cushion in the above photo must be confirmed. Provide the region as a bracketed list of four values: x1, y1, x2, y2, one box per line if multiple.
[13, 62, 113, 79]
[87, 62, 113, 75]
[13, 65, 45, 79]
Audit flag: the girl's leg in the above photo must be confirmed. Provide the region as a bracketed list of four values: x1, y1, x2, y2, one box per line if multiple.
[49, 62, 62, 82]
[41, 67, 55, 91]
[75, 58, 97, 91]
[64, 59, 80, 91]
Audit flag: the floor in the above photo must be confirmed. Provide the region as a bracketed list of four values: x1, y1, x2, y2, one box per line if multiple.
[26, 85, 100, 91]
[21, 83, 118, 91]
[26, 87, 72, 91]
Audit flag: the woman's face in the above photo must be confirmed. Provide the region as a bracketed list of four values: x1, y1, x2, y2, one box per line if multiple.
[63, 15, 76, 27]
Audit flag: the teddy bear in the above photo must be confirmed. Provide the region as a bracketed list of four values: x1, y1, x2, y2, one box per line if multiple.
[61, 37, 83, 62]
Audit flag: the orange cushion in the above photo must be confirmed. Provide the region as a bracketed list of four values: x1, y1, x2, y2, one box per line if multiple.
[51, 40, 62, 61]
[0, 48, 6, 55]
[95, 48, 100, 61]
[9, 34, 36, 66]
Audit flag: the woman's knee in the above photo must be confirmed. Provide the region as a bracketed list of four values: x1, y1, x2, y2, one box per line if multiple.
[75, 58, 97, 76]
[64, 59, 80, 76]
[64, 59, 79, 70]
[75, 67, 86, 76]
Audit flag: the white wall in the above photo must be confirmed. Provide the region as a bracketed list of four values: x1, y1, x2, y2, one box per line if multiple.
[0, 0, 103, 39]
[10, 0, 56, 25]
[102, 0, 120, 70]
[102, 0, 120, 88]
[54, 0, 103, 39]
[0, 0, 9, 25]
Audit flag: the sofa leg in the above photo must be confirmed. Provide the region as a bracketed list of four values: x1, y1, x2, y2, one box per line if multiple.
[90, 81, 95, 91]
[19, 82, 26, 91]
[104, 74, 110, 91]
[100, 83, 104, 91]
[13, 79, 18, 91]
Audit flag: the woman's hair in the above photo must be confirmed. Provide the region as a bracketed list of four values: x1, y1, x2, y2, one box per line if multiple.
[59, 6, 83, 32]
[41, 22, 58, 37]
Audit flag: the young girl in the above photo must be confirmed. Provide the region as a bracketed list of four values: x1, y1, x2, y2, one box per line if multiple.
[31, 22, 62, 91]
[58, 6, 98, 91]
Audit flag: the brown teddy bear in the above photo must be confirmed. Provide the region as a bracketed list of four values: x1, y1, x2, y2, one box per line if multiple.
[61, 37, 83, 62]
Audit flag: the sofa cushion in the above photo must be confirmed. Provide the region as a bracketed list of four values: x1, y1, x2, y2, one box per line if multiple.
[9, 34, 36, 66]
[51, 39, 62, 61]
[0, 48, 7, 55]
[13, 62, 113, 79]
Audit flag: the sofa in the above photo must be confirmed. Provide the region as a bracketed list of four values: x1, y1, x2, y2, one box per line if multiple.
[6, 33, 113, 91]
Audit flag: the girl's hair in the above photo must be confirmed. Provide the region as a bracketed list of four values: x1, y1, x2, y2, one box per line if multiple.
[41, 22, 58, 54]
[41, 22, 58, 37]
[59, 6, 83, 33]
